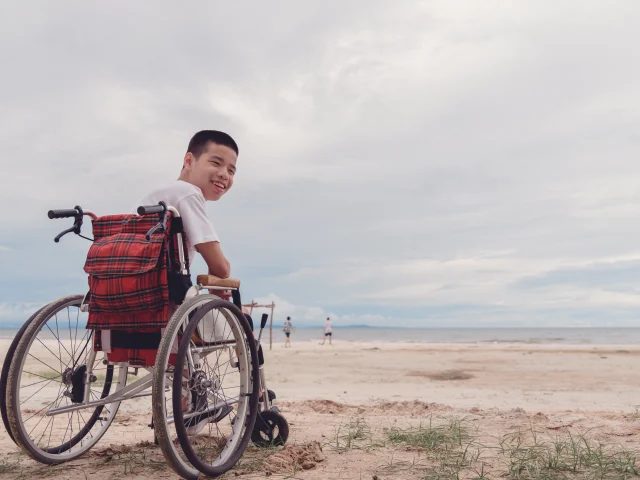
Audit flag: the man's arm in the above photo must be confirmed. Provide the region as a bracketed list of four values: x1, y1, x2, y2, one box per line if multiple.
[176, 193, 228, 277]
[196, 241, 231, 279]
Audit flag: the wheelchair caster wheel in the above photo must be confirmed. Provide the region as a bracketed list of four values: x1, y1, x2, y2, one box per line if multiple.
[268, 389, 276, 402]
[251, 411, 289, 447]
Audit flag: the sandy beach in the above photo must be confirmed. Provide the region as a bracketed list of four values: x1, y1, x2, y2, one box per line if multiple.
[1, 340, 639, 479]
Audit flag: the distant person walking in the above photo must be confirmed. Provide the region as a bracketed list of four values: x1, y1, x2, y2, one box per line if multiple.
[283, 316, 293, 348]
[321, 317, 333, 345]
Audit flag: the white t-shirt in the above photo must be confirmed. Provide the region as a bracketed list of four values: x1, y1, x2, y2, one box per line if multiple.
[324, 320, 332, 333]
[137, 180, 219, 267]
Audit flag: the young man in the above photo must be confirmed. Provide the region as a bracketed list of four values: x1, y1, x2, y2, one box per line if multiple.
[137, 130, 238, 434]
[283, 316, 293, 348]
[138, 130, 237, 279]
[321, 317, 333, 345]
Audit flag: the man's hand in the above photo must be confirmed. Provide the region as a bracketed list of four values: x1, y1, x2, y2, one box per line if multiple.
[213, 289, 232, 301]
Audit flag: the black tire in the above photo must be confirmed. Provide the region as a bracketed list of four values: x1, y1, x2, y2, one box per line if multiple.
[251, 411, 289, 447]
[173, 298, 260, 477]
[6, 295, 123, 463]
[1, 305, 46, 443]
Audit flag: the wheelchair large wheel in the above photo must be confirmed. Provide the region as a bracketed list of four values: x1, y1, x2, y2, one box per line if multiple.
[1, 305, 46, 443]
[6, 295, 127, 463]
[152, 295, 260, 479]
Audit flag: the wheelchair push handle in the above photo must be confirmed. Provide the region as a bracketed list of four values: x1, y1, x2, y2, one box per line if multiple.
[47, 206, 96, 243]
[137, 202, 170, 240]
[137, 203, 167, 216]
[48, 208, 80, 219]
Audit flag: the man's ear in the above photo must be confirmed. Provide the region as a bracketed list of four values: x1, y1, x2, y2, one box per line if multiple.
[183, 152, 195, 170]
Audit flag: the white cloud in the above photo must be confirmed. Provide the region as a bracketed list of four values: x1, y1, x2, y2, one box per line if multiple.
[249, 293, 396, 327]
[249, 293, 328, 325]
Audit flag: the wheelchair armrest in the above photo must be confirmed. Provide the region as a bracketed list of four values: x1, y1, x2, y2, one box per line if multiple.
[196, 275, 241, 289]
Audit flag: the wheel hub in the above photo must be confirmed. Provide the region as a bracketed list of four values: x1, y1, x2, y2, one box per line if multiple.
[62, 367, 74, 386]
[190, 370, 218, 396]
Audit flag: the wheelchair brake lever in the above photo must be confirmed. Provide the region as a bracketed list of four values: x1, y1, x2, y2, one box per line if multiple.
[143, 202, 169, 241]
[256, 314, 269, 343]
[145, 222, 164, 241]
[54, 226, 76, 243]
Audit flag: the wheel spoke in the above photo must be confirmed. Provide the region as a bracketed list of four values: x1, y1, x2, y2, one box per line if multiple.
[46, 319, 74, 362]
[19, 377, 58, 406]
[73, 308, 80, 365]
[72, 329, 92, 370]
[27, 353, 63, 375]
[23, 371, 63, 382]
[68, 309, 74, 366]
[26, 391, 65, 434]
[36, 415, 55, 449]
[34, 336, 66, 367]
[22, 376, 62, 389]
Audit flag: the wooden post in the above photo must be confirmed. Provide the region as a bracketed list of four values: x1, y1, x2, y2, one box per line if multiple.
[249, 300, 255, 316]
[269, 302, 274, 350]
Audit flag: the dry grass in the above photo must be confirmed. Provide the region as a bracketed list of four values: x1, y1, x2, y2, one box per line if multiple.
[408, 369, 475, 381]
[3, 410, 638, 479]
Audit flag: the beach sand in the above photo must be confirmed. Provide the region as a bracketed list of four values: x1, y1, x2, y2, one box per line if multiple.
[1, 340, 639, 479]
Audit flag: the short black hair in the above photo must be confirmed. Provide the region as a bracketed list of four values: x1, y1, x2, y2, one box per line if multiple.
[187, 130, 238, 158]
[287, 316, 290, 320]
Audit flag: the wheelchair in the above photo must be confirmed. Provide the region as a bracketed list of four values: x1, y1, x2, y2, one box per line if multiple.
[0, 203, 289, 479]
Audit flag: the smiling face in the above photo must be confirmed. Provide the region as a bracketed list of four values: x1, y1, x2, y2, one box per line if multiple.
[181, 141, 237, 201]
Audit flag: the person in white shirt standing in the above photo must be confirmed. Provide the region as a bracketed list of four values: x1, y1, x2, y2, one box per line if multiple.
[321, 317, 333, 345]
[138, 130, 238, 434]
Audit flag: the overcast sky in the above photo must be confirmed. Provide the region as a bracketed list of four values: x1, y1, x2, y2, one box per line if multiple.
[1, 1, 640, 327]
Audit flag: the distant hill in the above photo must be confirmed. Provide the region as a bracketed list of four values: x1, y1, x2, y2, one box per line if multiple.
[267, 323, 392, 329]
[339, 324, 386, 329]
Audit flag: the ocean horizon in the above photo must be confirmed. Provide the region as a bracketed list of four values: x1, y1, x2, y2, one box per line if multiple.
[2, 326, 640, 345]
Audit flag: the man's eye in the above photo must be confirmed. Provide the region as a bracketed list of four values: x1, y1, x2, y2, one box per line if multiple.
[228, 169, 235, 176]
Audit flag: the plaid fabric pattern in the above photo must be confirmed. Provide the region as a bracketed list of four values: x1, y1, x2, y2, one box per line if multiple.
[85, 213, 185, 330]
[85, 212, 190, 366]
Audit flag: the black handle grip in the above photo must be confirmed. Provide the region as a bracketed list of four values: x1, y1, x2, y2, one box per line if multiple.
[137, 203, 166, 216]
[260, 313, 269, 329]
[48, 208, 79, 219]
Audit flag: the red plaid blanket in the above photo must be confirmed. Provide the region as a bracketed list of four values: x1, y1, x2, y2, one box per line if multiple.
[84, 213, 190, 366]
[84, 214, 185, 330]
